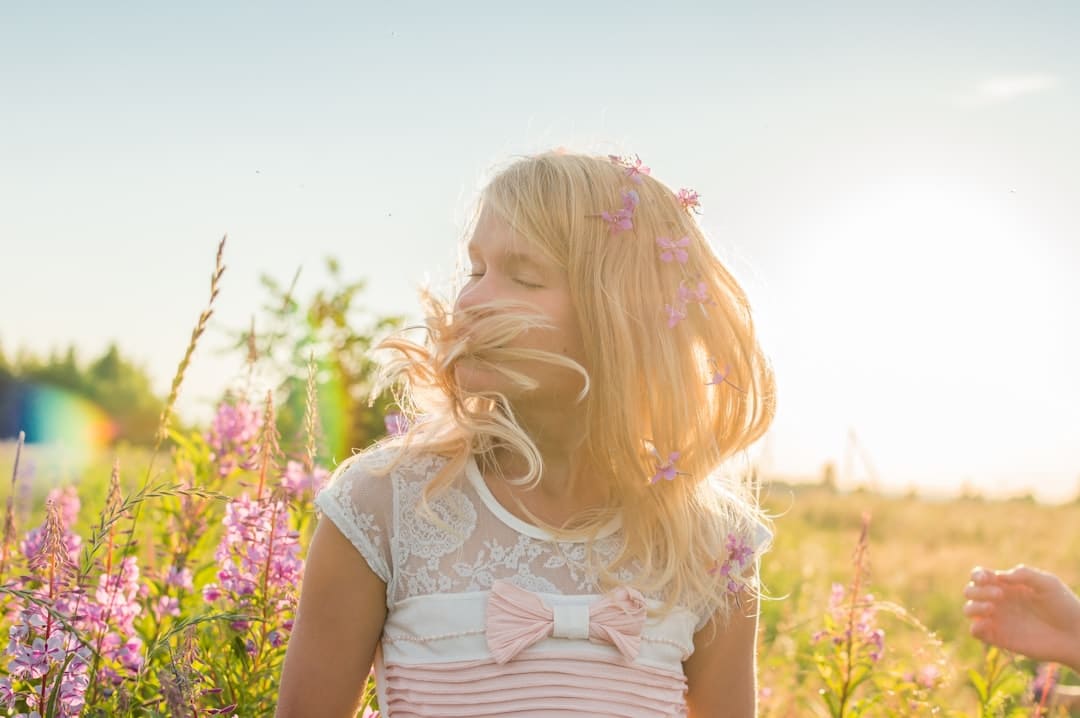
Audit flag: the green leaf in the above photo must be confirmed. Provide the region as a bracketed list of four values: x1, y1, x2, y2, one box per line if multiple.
[969, 668, 988, 702]
[232, 634, 251, 670]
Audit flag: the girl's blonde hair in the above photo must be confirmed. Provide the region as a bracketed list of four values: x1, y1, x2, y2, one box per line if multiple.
[369, 151, 776, 625]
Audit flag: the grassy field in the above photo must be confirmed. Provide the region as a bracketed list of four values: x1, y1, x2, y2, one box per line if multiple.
[758, 482, 1080, 714]
[2, 440, 1079, 715]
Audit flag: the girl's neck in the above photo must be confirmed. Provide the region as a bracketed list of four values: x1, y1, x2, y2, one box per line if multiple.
[488, 443, 608, 523]
[479, 400, 608, 521]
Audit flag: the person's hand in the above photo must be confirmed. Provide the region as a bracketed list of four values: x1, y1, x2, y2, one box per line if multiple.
[963, 564, 1080, 673]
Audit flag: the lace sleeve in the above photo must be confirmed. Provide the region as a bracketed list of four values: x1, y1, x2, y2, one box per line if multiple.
[313, 452, 395, 584]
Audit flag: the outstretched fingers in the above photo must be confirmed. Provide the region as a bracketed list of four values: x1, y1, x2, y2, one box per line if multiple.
[963, 599, 996, 617]
[994, 564, 1057, 590]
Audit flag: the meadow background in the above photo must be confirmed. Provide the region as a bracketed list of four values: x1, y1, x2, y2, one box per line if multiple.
[3, 428, 1079, 715]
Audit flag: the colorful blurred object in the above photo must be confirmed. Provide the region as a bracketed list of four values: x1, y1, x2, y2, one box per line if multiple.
[5, 382, 117, 451]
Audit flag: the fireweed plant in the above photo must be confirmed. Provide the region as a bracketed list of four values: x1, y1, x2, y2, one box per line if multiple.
[797, 512, 1055, 718]
[0, 237, 322, 716]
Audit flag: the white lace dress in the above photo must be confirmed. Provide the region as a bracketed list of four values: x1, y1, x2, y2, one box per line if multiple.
[313, 445, 769, 717]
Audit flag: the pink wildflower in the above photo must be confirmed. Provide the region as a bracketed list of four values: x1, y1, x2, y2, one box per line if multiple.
[281, 460, 330, 499]
[708, 532, 756, 593]
[46, 486, 80, 530]
[608, 153, 651, 184]
[153, 595, 181, 620]
[650, 451, 681, 484]
[664, 302, 687, 328]
[676, 281, 710, 305]
[815, 583, 886, 663]
[676, 188, 701, 213]
[206, 398, 262, 476]
[383, 411, 409, 437]
[598, 189, 639, 234]
[656, 236, 690, 264]
[165, 565, 194, 591]
[916, 663, 941, 689]
[207, 493, 303, 644]
[1034, 662, 1058, 704]
[706, 360, 731, 386]
[664, 279, 713, 329]
[116, 637, 144, 673]
[89, 555, 143, 636]
[0, 676, 12, 706]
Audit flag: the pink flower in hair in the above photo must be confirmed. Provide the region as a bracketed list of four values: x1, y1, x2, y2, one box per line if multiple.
[708, 532, 756, 593]
[608, 154, 651, 184]
[677, 281, 711, 305]
[599, 189, 639, 234]
[664, 279, 714, 329]
[656, 236, 689, 264]
[625, 155, 651, 183]
[383, 411, 409, 437]
[676, 188, 701, 213]
[650, 451, 682, 484]
[706, 359, 731, 386]
[664, 302, 687, 328]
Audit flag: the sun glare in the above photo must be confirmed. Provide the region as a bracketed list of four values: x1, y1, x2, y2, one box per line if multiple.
[768, 176, 1075, 500]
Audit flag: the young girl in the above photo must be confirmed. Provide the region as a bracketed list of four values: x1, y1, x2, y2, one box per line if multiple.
[275, 151, 777, 717]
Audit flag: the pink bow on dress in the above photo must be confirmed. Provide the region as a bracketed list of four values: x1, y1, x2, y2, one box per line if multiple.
[485, 579, 647, 664]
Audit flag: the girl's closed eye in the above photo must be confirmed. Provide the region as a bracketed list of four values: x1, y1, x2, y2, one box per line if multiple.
[465, 269, 543, 289]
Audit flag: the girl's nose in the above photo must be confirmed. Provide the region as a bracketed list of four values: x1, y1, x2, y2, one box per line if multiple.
[455, 274, 493, 312]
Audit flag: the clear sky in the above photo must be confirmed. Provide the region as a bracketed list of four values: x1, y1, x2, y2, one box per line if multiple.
[3, 1, 1078, 500]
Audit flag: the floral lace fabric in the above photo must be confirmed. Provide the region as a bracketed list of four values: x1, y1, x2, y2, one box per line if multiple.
[314, 447, 646, 605]
[314, 444, 769, 630]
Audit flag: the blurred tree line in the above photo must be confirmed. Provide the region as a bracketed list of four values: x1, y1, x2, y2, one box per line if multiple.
[1, 258, 406, 463]
[0, 342, 164, 443]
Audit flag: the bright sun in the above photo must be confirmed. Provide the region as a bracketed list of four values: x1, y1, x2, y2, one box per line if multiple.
[761, 176, 1077, 500]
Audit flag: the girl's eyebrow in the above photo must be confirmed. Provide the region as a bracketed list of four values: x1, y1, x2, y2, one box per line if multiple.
[466, 245, 547, 270]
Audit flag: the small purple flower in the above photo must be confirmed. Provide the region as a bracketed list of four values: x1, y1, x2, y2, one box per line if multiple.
[1034, 662, 1058, 703]
[664, 302, 688, 328]
[116, 637, 144, 672]
[916, 663, 941, 689]
[676, 281, 710, 306]
[9, 637, 49, 679]
[281, 460, 330, 499]
[598, 189, 640, 234]
[0, 676, 13, 708]
[708, 531, 756, 595]
[815, 583, 886, 664]
[828, 583, 846, 611]
[656, 236, 690, 264]
[383, 411, 409, 437]
[46, 486, 80, 530]
[206, 398, 262, 476]
[153, 595, 181, 620]
[650, 451, 681, 484]
[165, 565, 194, 591]
[726, 533, 754, 566]
[676, 188, 701, 213]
